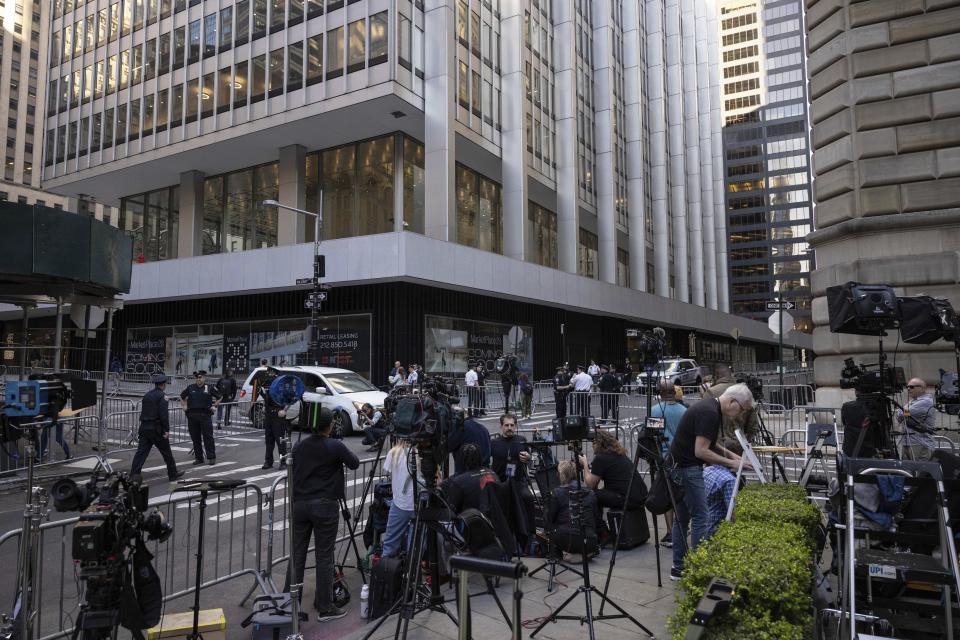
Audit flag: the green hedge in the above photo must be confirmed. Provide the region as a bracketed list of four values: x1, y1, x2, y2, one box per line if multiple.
[666, 483, 819, 638]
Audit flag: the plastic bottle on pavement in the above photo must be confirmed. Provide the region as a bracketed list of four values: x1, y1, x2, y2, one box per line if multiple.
[360, 584, 370, 619]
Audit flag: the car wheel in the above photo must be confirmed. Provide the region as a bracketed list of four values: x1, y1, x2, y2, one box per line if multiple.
[335, 411, 352, 437]
[252, 404, 265, 430]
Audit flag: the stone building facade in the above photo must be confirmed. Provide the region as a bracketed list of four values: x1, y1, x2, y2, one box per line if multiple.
[805, 0, 960, 404]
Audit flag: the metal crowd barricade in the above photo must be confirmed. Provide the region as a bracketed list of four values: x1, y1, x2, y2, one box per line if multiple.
[764, 384, 816, 410]
[0, 483, 269, 640]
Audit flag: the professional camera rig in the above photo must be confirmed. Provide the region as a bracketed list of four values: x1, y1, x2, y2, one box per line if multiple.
[52, 471, 172, 640]
[839, 358, 906, 395]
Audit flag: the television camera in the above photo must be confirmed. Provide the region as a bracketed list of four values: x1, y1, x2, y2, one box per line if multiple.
[51, 471, 172, 640]
[633, 327, 666, 369]
[839, 358, 905, 395]
[388, 375, 463, 482]
[736, 374, 764, 402]
[494, 354, 519, 377]
[550, 415, 597, 443]
[937, 369, 959, 415]
[1, 373, 97, 442]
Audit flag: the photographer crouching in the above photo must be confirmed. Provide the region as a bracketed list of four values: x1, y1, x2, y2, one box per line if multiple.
[668, 384, 751, 580]
[285, 406, 359, 622]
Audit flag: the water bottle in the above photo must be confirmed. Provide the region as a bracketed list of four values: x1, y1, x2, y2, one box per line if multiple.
[360, 584, 370, 619]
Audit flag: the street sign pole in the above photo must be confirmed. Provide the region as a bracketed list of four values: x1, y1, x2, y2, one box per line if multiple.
[778, 290, 784, 387]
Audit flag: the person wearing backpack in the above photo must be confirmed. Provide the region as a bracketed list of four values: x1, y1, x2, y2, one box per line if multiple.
[518, 372, 534, 420]
[216, 369, 238, 429]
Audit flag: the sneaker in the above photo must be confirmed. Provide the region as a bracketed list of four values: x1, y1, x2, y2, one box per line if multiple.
[192, 459, 205, 466]
[670, 566, 683, 581]
[279, 462, 287, 470]
[169, 470, 185, 481]
[316, 606, 347, 622]
[660, 533, 673, 548]
[262, 463, 273, 470]
[216, 424, 222, 430]
[208, 459, 216, 466]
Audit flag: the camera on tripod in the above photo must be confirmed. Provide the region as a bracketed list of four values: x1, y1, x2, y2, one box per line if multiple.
[633, 328, 666, 369]
[0, 373, 97, 441]
[735, 374, 764, 402]
[937, 369, 959, 415]
[839, 358, 905, 394]
[494, 354, 519, 376]
[551, 415, 597, 442]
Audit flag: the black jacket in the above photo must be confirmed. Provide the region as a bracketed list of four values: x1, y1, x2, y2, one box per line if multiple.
[547, 482, 603, 535]
[180, 383, 221, 413]
[139, 388, 170, 433]
[598, 372, 622, 393]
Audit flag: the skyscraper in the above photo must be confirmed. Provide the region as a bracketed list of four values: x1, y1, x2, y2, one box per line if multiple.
[34, 0, 803, 380]
[718, 0, 813, 333]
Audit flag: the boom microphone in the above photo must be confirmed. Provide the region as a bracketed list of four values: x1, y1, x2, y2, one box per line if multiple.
[653, 327, 666, 339]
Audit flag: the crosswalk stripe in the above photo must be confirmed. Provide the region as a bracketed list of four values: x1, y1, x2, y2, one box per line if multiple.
[140, 460, 238, 473]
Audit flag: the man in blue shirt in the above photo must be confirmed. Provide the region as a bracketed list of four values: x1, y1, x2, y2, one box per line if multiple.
[650, 381, 687, 547]
[703, 464, 737, 535]
[447, 415, 492, 474]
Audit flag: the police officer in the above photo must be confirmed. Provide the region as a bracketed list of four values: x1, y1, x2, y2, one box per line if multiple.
[553, 365, 572, 420]
[130, 374, 184, 482]
[262, 391, 289, 470]
[180, 370, 221, 465]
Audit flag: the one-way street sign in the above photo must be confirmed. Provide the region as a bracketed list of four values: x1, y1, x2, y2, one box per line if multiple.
[766, 300, 795, 310]
[306, 291, 328, 303]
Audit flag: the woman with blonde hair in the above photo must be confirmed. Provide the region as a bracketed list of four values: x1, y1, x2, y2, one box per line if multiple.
[382, 439, 417, 557]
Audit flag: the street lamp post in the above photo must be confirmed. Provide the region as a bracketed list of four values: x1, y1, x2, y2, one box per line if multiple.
[262, 198, 324, 366]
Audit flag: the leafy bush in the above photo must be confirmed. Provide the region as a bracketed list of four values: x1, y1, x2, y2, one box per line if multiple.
[666, 483, 818, 638]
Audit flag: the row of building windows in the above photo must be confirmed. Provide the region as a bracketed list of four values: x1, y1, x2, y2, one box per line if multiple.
[726, 111, 760, 126]
[724, 94, 760, 111]
[722, 29, 757, 47]
[528, 202, 557, 269]
[724, 77, 760, 95]
[721, 12, 756, 31]
[722, 44, 758, 63]
[727, 161, 762, 177]
[723, 61, 759, 79]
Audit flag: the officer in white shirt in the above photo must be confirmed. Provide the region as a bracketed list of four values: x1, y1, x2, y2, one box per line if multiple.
[587, 360, 601, 379]
[465, 363, 480, 416]
[571, 364, 594, 417]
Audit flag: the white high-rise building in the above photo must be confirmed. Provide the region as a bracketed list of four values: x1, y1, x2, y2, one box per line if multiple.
[36, 0, 803, 381]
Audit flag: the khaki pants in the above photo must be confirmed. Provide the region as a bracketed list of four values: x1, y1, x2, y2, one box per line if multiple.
[902, 443, 934, 461]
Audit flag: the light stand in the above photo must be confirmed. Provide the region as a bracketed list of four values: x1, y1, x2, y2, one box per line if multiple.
[530, 440, 655, 640]
[279, 429, 303, 640]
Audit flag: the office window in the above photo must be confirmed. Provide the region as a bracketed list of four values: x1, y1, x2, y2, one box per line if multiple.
[219, 7, 233, 50]
[290, 0, 303, 24]
[85, 15, 95, 51]
[233, 60, 248, 107]
[145, 38, 156, 80]
[156, 88, 168, 131]
[59, 75, 69, 112]
[578, 228, 598, 279]
[50, 31, 61, 68]
[528, 203, 557, 268]
[201, 72, 214, 117]
[133, 0, 144, 30]
[79, 116, 90, 156]
[91, 112, 102, 151]
[236, 0, 250, 44]
[308, 0, 322, 19]
[189, 19, 201, 62]
[347, 19, 365, 73]
[132, 45, 142, 85]
[369, 11, 387, 66]
[398, 15, 412, 69]
[103, 107, 114, 148]
[204, 13, 216, 57]
[307, 34, 322, 85]
[269, 47, 284, 97]
[327, 0, 343, 12]
[402, 137, 424, 234]
[120, 50, 130, 90]
[253, 0, 267, 39]
[455, 164, 502, 253]
[161, 0, 171, 19]
[471, 70, 480, 114]
[110, 3, 120, 41]
[116, 102, 127, 144]
[270, 0, 284, 32]
[122, 0, 133, 35]
[56, 124, 66, 162]
[170, 83, 183, 126]
[129, 98, 140, 140]
[72, 69, 81, 107]
[217, 67, 231, 113]
[74, 20, 83, 57]
[201, 162, 278, 254]
[287, 42, 303, 91]
[185, 77, 199, 122]
[251, 53, 266, 101]
[83, 65, 93, 103]
[159, 33, 170, 75]
[174, 26, 185, 69]
[326, 26, 343, 79]
[458, 61, 468, 108]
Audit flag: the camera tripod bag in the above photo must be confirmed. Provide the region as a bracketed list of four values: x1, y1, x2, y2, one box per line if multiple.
[241, 593, 293, 640]
[369, 556, 404, 619]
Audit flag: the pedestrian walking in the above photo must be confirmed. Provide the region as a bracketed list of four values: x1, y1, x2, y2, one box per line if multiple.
[519, 372, 534, 419]
[130, 374, 184, 482]
[216, 369, 238, 428]
[40, 420, 71, 461]
[180, 370, 221, 465]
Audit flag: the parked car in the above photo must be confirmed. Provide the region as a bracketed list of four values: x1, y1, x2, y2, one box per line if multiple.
[637, 358, 704, 388]
[240, 365, 386, 436]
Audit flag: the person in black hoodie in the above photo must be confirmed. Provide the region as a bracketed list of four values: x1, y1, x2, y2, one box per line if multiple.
[597, 364, 622, 422]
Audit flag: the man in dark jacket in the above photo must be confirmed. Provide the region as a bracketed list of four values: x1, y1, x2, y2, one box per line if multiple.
[447, 415, 492, 474]
[216, 369, 238, 428]
[597, 364, 622, 422]
[553, 366, 572, 420]
[131, 375, 184, 482]
[180, 370, 221, 465]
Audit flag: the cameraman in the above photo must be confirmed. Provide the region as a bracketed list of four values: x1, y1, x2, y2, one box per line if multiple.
[180, 370, 221, 465]
[896, 377, 937, 460]
[668, 384, 750, 580]
[130, 374, 184, 482]
[359, 403, 387, 452]
[702, 365, 760, 442]
[287, 406, 359, 622]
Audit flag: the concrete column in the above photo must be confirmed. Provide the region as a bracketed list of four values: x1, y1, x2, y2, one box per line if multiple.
[592, 0, 616, 284]
[665, 0, 688, 302]
[423, 0, 457, 242]
[178, 170, 206, 257]
[553, 0, 579, 274]
[696, 0, 717, 310]
[501, 0, 528, 262]
[707, 1, 728, 312]
[646, 0, 670, 298]
[278, 144, 307, 245]
[623, 0, 647, 292]
[680, 0, 703, 306]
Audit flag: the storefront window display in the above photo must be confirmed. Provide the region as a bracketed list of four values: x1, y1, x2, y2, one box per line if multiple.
[424, 315, 533, 377]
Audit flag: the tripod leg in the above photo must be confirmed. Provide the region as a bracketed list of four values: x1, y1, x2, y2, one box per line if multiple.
[529, 586, 583, 637]
[592, 587, 655, 637]
[484, 575, 512, 628]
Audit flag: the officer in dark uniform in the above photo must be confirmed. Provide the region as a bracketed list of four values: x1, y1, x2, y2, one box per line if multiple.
[262, 391, 288, 470]
[476, 363, 488, 416]
[180, 370, 221, 465]
[553, 366, 572, 420]
[130, 374, 184, 481]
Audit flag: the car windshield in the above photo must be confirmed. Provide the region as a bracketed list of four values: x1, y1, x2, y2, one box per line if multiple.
[323, 372, 378, 394]
[660, 362, 680, 373]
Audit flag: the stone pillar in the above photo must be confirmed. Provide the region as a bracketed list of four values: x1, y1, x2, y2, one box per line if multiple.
[696, 0, 717, 310]
[707, 0, 729, 312]
[681, 0, 704, 306]
[423, 0, 457, 242]
[646, 0, 670, 297]
[666, 0, 689, 302]
[806, 0, 960, 405]
[501, 0, 528, 262]
[553, 0, 579, 274]
[624, 0, 648, 292]
[592, 0, 617, 284]
[278, 144, 307, 245]
[178, 170, 205, 257]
